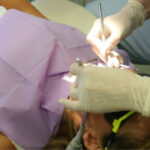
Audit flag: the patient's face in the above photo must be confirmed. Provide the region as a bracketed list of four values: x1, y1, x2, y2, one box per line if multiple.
[67, 109, 150, 150]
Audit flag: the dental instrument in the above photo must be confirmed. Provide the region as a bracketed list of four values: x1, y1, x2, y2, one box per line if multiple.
[99, 3, 105, 42]
[76, 58, 83, 66]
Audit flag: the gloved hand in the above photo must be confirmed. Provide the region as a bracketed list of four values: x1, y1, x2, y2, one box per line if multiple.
[59, 63, 150, 116]
[87, 0, 147, 67]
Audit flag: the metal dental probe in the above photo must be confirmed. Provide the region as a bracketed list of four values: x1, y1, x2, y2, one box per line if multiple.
[75, 4, 105, 67]
[76, 58, 83, 66]
[99, 3, 106, 42]
[98, 3, 108, 64]
[99, 3, 125, 68]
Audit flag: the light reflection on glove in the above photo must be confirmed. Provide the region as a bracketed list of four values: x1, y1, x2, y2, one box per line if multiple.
[59, 63, 150, 116]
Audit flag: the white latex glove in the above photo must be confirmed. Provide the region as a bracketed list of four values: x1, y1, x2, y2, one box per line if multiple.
[59, 63, 150, 116]
[87, 0, 147, 67]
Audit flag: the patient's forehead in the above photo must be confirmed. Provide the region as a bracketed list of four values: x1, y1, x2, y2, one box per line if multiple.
[66, 108, 109, 128]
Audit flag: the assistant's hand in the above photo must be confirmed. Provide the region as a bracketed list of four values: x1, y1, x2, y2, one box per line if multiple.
[59, 63, 150, 116]
[87, 0, 146, 67]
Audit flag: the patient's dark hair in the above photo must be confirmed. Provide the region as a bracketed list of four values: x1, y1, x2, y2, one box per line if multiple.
[108, 135, 142, 149]
[44, 110, 150, 150]
[44, 109, 77, 150]
[108, 134, 150, 150]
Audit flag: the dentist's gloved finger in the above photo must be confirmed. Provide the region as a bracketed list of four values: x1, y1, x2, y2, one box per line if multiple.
[91, 44, 101, 57]
[92, 45, 107, 63]
[87, 19, 110, 39]
[87, 19, 101, 37]
[87, 36, 107, 60]
[86, 20, 108, 60]
[70, 63, 83, 75]
[105, 33, 121, 51]
[70, 84, 79, 100]
[59, 99, 82, 111]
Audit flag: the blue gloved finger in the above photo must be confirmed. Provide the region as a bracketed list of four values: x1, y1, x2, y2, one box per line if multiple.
[59, 99, 81, 111]
[70, 83, 79, 100]
[70, 63, 83, 76]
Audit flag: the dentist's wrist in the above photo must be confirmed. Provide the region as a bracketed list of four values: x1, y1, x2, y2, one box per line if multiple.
[127, 0, 147, 27]
[136, 0, 150, 19]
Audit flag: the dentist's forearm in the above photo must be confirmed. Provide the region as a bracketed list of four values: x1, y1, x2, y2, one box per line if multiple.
[0, 0, 46, 19]
[136, 0, 150, 18]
